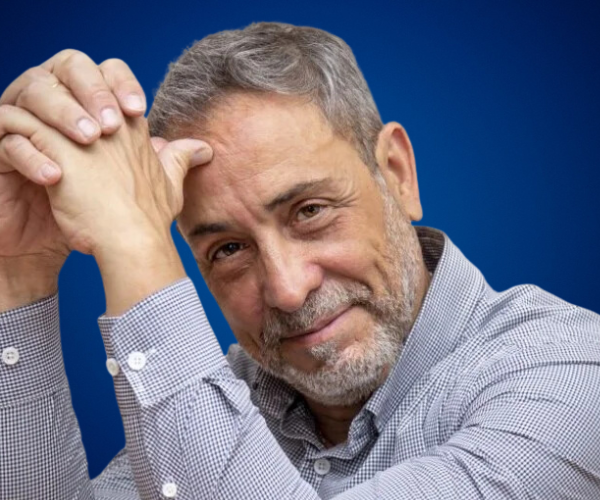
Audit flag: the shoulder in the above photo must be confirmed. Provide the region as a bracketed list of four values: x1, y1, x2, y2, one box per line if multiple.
[436, 283, 600, 410]
[438, 284, 600, 416]
[464, 282, 600, 354]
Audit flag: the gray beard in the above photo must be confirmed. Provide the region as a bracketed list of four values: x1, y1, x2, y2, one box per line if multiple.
[259, 187, 423, 407]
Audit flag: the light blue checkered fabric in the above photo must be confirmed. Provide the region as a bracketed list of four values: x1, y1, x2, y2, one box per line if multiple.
[2, 227, 600, 499]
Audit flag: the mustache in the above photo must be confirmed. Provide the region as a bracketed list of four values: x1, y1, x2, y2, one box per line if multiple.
[261, 281, 373, 346]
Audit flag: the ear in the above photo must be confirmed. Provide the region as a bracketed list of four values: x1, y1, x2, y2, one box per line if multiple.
[374, 122, 423, 221]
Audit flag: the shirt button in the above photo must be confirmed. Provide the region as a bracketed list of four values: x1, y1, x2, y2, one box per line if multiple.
[314, 457, 331, 475]
[105, 358, 120, 377]
[162, 482, 177, 498]
[2, 347, 20, 366]
[127, 351, 147, 371]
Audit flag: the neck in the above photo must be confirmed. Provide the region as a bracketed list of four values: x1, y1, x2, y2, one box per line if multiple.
[305, 396, 366, 448]
[306, 259, 432, 448]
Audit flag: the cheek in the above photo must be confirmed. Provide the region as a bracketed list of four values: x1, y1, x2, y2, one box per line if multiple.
[310, 216, 387, 286]
[211, 275, 265, 359]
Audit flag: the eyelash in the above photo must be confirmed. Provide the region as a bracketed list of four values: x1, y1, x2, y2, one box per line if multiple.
[295, 203, 326, 222]
[208, 203, 329, 262]
[209, 241, 246, 262]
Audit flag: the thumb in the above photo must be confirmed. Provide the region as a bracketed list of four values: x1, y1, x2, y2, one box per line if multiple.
[157, 138, 213, 188]
[150, 136, 169, 154]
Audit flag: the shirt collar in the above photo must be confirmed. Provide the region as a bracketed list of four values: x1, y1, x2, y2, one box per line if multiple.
[253, 226, 487, 428]
[254, 365, 298, 420]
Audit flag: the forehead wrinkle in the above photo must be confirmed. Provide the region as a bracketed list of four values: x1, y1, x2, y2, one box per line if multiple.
[204, 129, 329, 190]
[191, 93, 337, 168]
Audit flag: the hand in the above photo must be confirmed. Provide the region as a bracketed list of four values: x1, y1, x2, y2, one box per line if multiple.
[0, 104, 212, 253]
[0, 157, 69, 311]
[0, 50, 146, 311]
[0, 50, 147, 172]
[0, 105, 212, 314]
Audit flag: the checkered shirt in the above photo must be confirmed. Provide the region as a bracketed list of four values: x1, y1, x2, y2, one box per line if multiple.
[2, 226, 600, 499]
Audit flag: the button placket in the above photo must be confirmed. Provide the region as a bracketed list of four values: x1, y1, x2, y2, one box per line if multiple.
[314, 457, 331, 475]
[162, 482, 177, 498]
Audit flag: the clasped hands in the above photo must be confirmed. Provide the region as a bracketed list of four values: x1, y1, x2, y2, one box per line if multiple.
[0, 51, 213, 315]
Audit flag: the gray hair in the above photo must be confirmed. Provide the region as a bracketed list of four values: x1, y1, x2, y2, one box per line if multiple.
[148, 22, 384, 169]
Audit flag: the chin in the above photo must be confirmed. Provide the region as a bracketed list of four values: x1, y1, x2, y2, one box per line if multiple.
[268, 324, 403, 406]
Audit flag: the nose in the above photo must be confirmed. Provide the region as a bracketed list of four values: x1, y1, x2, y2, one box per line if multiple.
[259, 239, 323, 313]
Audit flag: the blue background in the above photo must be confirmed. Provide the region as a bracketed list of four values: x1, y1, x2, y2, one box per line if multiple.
[3, 0, 600, 479]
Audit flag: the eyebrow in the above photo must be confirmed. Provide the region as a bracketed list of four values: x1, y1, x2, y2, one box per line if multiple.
[187, 222, 233, 240]
[264, 178, 336, 212]
[187, 177, 336, 240]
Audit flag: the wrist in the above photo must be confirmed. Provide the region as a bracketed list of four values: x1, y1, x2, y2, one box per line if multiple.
[95, 232, 186, 316]
[0, 257, 60, 313]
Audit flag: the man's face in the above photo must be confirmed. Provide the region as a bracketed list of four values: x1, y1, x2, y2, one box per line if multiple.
[178, 93, 424, 406]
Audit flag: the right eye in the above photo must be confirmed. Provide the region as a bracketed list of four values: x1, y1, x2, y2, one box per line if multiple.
[211, 242, 247, 261]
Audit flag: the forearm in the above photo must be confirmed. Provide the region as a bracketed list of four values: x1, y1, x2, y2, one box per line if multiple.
[0, 294, 93, 499]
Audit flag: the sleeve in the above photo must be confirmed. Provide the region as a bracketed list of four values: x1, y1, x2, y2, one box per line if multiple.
[0, 294, 95, 499]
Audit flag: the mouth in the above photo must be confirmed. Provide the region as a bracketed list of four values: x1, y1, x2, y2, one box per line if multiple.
[281, 306, 352, 347]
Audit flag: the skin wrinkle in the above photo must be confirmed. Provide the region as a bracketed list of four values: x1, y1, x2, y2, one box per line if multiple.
[176, 92, 430, 445]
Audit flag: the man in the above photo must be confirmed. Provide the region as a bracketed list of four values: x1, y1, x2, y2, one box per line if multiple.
[1, 22, 599, 499]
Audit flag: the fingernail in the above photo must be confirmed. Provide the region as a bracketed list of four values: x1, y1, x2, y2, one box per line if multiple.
[77, 117, 98, 139]
[101, 108, 120, 129]
[125, 94, 145, 111]
[41, 163, 59, 181]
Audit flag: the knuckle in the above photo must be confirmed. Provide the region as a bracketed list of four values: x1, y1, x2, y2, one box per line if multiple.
[23, 66, 49, 83]
[15, 72, 52, 108]
[0, 104, 20, 125]
[60, 51, 91, 73]
[57, 48, 80, 60]
[15, 80, 44, 107]
[59, 49, 84, 63]
[88, 86, 117, 106]
[100, 58, 127, 72]
[2, 134, 28, 157]
[0, 103, 15, 118]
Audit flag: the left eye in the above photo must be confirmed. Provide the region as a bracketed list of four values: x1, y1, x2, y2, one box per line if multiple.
[296, 204, 325, 221]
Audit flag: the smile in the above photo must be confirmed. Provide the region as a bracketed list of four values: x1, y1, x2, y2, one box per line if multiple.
[282, 307, 353, 347]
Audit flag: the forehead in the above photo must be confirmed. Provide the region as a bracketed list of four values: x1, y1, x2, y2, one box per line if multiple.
[201, 93, 337, 176]
[180, 93, 361, 225]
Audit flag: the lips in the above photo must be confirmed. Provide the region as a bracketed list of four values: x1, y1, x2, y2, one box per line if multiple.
[282, 306, 351, 341]
[282, 307, 352, 347]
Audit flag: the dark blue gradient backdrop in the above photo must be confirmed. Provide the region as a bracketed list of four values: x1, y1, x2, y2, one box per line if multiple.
[3, 0, 599, 478]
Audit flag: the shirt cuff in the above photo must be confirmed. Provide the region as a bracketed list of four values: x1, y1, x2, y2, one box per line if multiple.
[97, 278, 228, 414]
[0, 293, 67, 406]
